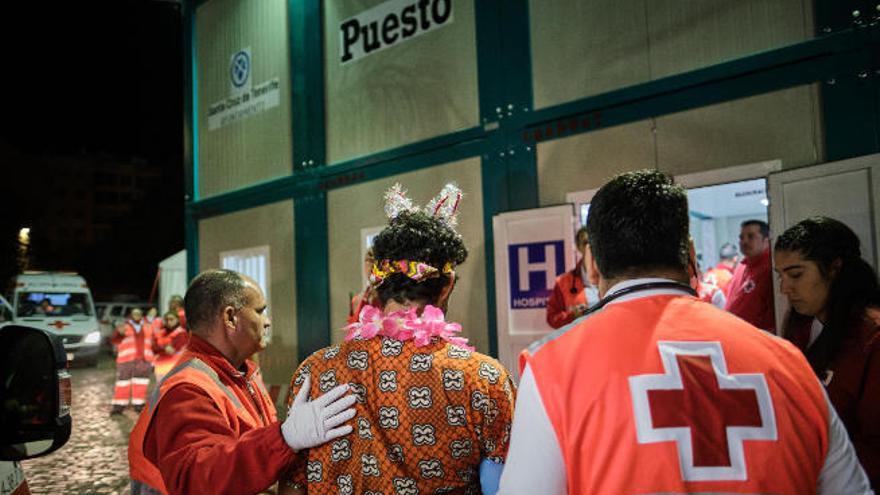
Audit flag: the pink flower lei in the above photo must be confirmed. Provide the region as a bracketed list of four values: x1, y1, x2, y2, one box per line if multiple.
[344, 305, 474, 351]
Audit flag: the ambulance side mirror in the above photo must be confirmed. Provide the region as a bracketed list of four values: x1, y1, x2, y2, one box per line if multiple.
[0, 325, 72, 461]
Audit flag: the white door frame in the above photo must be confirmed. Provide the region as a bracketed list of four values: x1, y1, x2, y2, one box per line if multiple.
[768, 152, 880, 333]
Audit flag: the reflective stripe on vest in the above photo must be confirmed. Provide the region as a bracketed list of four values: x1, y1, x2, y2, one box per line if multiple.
[145, 357, 242, 414]
[129, 357, 254, 494]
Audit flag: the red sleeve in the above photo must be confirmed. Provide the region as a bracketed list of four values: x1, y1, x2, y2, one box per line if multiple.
[143, 384, 297, 495]
[155, 328, 170, 348]
[546, 277, 574, 329]
[111, 327, 126, 345]
[854, 338, 880, 488]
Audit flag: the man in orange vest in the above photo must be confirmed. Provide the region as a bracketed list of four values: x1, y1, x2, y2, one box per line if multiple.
[110, 307, 156, 415]
[702, 242, 737, 295]
[128, 269, 357, 495]
[546, 226, 599, 328]
[500, 170, 871, 494]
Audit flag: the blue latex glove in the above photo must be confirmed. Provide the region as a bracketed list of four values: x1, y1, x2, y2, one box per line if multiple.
[479, 458, 504, 495]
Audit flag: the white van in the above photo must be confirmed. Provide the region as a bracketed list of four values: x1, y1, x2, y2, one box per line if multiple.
[11, 271, 101, 366]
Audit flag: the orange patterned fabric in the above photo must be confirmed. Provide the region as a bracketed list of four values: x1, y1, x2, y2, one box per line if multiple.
[285, 337, 515, 494]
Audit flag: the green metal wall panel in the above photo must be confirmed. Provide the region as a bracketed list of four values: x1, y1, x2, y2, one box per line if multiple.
[294, 193, 331, 361]
[182, 0, 880, 364]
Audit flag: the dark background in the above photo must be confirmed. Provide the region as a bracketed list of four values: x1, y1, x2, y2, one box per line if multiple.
[1, 1, 184, 301]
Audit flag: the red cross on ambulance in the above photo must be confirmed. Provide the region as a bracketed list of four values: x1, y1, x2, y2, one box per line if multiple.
[629, 341, 778, 482]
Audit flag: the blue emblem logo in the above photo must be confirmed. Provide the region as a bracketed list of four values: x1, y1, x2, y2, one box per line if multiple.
[230, 50, 250, 88]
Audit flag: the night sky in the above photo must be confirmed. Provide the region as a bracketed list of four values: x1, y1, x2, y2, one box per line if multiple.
[1, 1, 184, 300]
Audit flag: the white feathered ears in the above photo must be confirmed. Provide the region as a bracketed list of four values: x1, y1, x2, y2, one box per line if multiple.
[383, 182, 463, 227]
[425, 183, 462, 227]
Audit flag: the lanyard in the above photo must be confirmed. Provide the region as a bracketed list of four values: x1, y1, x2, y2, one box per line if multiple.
[582, 281, 697, 318]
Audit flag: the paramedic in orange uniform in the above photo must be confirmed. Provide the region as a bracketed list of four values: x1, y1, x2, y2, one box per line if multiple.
[500, 170, 871, 494]
[546, 226, 599, 328]
[110, 308, 156, 415]
[128, 270, 358, 495]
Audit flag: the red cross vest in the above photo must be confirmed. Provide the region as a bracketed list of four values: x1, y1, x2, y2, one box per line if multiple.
[115, 321, 156, 364]
[127, 355, 276, 493]
[524, 293, 829, 494]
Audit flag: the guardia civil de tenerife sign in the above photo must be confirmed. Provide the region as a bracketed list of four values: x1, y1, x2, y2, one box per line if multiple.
[339, 0, 453, 64]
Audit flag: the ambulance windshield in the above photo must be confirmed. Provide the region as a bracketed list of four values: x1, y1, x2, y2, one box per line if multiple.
[16, 292, 94, 318]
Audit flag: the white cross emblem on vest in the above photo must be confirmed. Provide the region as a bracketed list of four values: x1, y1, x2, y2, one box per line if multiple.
[629, 341, 778, 481]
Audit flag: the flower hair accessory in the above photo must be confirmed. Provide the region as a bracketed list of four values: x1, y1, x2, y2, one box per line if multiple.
[370, 259, 454, 286]
[345, 304, 473, 351]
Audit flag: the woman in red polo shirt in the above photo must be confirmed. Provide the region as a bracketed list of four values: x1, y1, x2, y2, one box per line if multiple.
[775, 216, 880, 489]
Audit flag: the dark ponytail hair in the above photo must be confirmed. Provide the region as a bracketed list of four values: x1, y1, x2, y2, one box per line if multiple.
[775, 216, 880, 372]
[371, 210, 467, 307]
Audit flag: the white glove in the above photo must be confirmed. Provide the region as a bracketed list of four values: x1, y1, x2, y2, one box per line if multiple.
[282, 374, 357, 452]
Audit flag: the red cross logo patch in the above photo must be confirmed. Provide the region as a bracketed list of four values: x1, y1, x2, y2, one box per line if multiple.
[629, 341, 777, 481]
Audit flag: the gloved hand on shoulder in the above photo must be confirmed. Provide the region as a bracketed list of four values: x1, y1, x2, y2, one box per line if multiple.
[282, 374, 357, 452]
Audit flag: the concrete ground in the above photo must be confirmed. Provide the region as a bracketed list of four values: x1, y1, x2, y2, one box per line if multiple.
[22, 355, 139, 494]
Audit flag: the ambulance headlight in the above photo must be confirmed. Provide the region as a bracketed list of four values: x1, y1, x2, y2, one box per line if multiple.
[84, 331, 101, 344]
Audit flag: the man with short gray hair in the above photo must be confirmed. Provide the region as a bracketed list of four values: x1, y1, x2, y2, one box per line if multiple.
[128, 269, 356, 495]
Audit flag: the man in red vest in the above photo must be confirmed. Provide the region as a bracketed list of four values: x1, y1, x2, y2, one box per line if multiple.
[725, 220, 775, 332]
[128, 269, 357, 495]
[500, 170, 871, 494]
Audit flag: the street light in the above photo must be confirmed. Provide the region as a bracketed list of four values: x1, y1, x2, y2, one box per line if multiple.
[17, 227, 31, 272]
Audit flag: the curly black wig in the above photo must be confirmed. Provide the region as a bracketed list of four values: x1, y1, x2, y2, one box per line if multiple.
[370, 210, 467, 306]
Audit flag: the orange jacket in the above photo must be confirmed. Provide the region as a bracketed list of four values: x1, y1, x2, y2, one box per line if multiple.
[546, 264, 588, 329]
[525, 292, 828, 494]
[703, 263, 734, 295]
[112, 320, 156, 364]
[128, 335, 294, 495]
[153, 326, 188, 372]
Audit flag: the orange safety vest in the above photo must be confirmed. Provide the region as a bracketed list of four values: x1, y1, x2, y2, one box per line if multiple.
[524, 293, 828, 494]
[127, 356, 276, 493]
[703, 264, 734, 294]
[115, 322, 156, 364]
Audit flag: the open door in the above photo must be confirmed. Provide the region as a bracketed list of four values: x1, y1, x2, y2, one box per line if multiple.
[493, 205, 577, 380]
[768, 153, 880, 333]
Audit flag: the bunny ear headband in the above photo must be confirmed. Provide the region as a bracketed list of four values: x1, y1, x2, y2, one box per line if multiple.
[371, 183, 463, 287]
[383, 182, 463, 227]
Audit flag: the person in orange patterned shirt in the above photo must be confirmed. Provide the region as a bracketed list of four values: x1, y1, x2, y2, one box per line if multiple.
[282, 184, 516, 495]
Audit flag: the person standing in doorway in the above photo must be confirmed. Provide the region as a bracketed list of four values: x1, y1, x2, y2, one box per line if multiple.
[725, 220, 775, 332]
[703, 242, 738, 295]
[546, 226, 599, 329]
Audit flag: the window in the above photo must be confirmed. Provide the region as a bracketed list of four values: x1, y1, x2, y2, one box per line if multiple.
[220, 246, 271, 306]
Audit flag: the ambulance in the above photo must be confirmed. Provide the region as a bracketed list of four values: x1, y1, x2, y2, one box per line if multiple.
[9, 271, 101, 366]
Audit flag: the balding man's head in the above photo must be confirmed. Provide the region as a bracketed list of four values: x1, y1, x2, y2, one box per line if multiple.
[184, 269, 250, 335]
